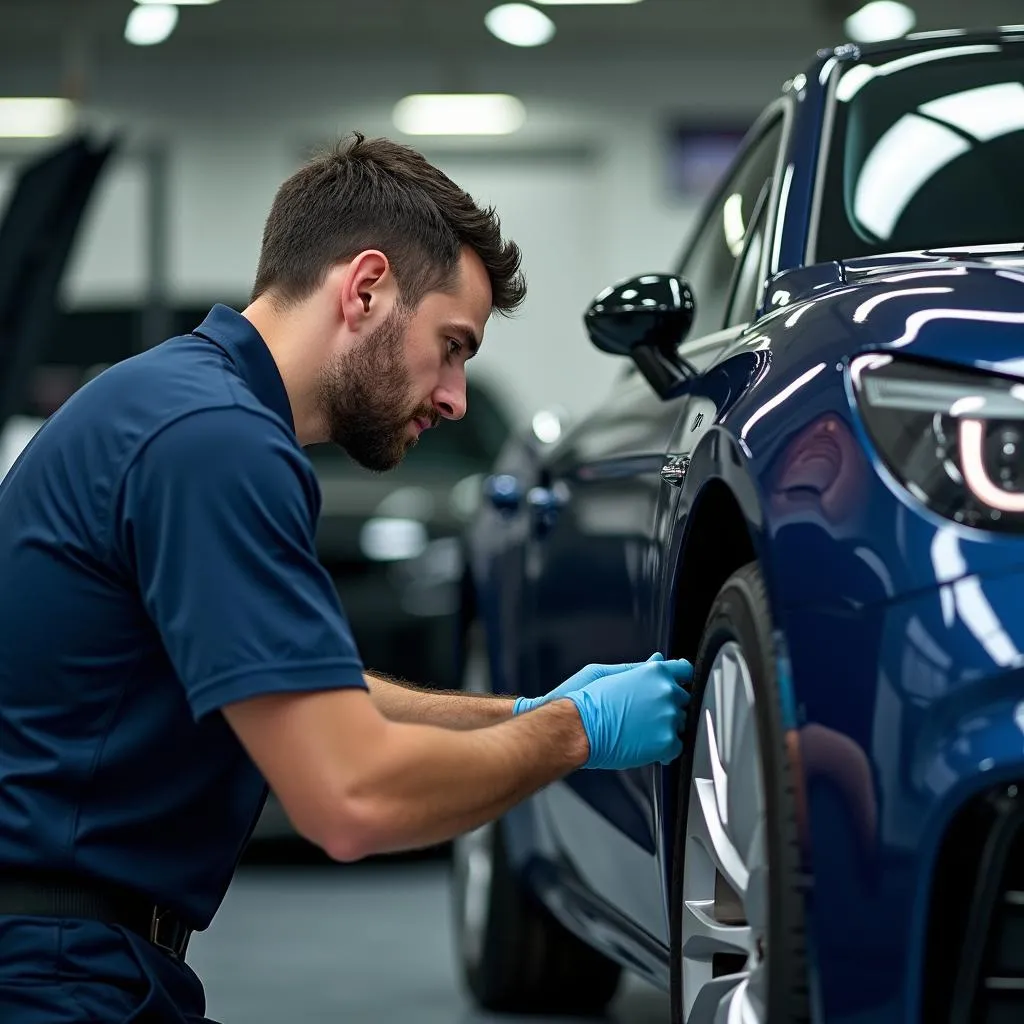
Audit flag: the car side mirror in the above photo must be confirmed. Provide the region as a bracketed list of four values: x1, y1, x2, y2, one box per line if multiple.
[584, 273, 696, 397]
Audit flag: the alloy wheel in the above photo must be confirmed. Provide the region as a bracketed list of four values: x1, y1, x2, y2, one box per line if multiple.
[681, 640, 768, 1024]
[453, 820, 495, 968]
[453, 623, 496, 969]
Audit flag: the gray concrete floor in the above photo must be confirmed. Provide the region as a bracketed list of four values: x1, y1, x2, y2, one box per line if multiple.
[187, 855, 670, 1024]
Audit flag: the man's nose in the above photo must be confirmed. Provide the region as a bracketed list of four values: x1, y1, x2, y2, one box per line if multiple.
[433, 379, 467, 421]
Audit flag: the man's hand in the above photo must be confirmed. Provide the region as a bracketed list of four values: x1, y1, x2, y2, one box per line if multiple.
[513, 652, 672, 715]
[562, 658, 692, 770]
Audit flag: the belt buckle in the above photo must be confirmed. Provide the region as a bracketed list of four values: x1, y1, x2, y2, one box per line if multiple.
[149, 907, 190, 960]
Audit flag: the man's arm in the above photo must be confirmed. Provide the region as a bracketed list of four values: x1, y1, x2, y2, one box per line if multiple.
[223, 686, 586, 861]
[364, 672, 514, 729]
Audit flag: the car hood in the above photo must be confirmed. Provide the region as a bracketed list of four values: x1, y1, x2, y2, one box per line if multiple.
[0, 135, 114, 430]
[764, 246, 1024, 381]
[841, 244, 1024, 280]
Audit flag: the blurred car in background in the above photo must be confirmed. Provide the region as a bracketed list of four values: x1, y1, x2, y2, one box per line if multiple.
[309, 378, 512, 689]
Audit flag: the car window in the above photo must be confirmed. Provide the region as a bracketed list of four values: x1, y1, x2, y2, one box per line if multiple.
[725, 180, 772, 327]
[816, 49, 1024, 261]
[677, 118, 783, 340]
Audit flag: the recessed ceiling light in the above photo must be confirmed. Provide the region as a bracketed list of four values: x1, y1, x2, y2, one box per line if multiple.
[133, 0, 221, 5]
[125, 4, 179, 45]
[393, 94, 526, 136]
[486, 4, 556, 47]
[0, 98, 74, 138]
[844, 1, 916, 43]
[533, 0, 644, 5]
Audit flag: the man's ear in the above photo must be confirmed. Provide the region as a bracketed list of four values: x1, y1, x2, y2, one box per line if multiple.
[337, 250, 395, 330]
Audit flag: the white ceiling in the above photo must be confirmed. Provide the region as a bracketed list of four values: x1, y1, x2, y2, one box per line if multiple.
[4, 0, 1024, 61]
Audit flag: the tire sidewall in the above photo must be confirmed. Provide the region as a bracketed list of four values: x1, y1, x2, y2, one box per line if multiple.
[669, 564, 806, 1024]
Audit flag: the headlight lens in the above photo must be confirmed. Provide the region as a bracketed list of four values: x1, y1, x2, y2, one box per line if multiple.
[851, 354, 1024, 532]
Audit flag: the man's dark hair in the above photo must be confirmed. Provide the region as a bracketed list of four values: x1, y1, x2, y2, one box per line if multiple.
[251, 133, 526, 315]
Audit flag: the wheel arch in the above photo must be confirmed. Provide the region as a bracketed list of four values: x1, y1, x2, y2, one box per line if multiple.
[658, 437, 781, 886]
[666, 478, 759, 666]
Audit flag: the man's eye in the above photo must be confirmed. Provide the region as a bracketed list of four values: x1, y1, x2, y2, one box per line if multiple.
[447, 338, 462, 357]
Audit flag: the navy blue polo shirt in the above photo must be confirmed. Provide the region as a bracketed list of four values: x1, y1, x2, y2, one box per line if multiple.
[0, 305, 367, 930]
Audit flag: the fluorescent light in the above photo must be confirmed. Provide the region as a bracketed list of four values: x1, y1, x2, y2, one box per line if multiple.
[125, 4, 179, 45]
[133, 0, 220, 4]
[393, 94, 526, 136]
[534, 0, 643, 4]
[0, 98, 74, 138]
[485, 4, 556, 47]
[844, 1, 916, 43]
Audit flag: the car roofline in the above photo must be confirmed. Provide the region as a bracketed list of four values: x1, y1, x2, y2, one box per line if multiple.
[815, 24, 1024, 65]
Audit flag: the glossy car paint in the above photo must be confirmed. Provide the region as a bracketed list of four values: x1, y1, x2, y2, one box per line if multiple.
[463, 31, 1024, 1023]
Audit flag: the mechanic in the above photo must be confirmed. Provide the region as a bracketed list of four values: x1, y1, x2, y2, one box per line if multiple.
[0, 133, 692, 1023]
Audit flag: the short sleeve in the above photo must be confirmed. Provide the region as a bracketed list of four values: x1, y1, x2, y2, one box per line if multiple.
[116, 406, 367, 720]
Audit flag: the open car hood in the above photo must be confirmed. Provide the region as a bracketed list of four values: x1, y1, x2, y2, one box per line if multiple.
[0, 134, 115, 431]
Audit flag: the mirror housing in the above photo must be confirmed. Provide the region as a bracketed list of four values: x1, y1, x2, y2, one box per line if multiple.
[584, 274, 696, 397]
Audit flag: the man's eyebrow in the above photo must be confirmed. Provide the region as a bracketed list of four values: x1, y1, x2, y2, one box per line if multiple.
[447, 323, 480, 357]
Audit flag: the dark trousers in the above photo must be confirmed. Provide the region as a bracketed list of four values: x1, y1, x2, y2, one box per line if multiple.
[0, 917, 217, 1023]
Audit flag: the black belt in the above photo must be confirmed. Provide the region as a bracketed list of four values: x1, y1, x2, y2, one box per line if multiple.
[0, 873, 193, 959]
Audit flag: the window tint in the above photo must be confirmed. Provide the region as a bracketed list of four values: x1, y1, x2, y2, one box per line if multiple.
[678, 120, 782, 339]
[817, 50, 1024, 261]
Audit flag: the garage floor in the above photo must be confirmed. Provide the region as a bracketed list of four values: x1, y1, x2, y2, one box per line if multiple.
[187, 853, 669, 1023]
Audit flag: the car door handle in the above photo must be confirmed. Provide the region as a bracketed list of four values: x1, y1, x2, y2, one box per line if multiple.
[483, 474, 523, 513]
[661, 454, 691, 486]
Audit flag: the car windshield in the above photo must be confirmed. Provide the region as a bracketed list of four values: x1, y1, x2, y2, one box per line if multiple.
[815, 44, 1024, 262]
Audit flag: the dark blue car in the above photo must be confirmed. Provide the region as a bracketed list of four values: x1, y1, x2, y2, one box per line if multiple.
[451, 27, 1024, 1024]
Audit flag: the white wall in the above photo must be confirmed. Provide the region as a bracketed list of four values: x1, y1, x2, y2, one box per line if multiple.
[0, 49, 800, 424]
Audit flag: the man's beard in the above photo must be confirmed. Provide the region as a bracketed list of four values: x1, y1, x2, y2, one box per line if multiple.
[316, 306, 435, 472]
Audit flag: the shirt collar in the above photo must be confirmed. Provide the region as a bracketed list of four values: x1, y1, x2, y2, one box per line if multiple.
[192, 304, 295, 433]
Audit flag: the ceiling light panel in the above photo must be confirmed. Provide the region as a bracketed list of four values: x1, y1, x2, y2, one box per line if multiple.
[486, 4, 556, 47]
[534, 0, 644, 5]
[845, 1, 916, 43]
[0, 98, 74, 138]
[125, 4, 179, 45]
[393, 94, 526, 136]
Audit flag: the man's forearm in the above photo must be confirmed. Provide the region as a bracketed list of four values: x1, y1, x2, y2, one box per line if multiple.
[364, 672, 515, 729]
[348, 700, 588, 855]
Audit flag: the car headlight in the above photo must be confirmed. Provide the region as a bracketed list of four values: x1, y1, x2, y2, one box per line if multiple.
[851, 354, 1024, 531]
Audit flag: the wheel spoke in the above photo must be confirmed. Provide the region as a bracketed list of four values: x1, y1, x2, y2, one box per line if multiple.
[727, 709, 763, 868]
[745, 962, 768, 1018]
[706, 709, 731, 828]
[719, 979, 761, 1024]
[692, 777, 749, 897]
[717, 649, 739, 765]
[682, 899, 752, 960]
[689, 973, 747, 1024]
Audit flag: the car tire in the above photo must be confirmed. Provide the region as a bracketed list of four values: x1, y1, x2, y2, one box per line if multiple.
[450, 621, 623, 1015]
[669, 563, 809, 1024]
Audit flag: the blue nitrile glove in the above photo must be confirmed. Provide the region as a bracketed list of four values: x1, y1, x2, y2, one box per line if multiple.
[512, 653, 666, 716]
[562, 658, 693, 770]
